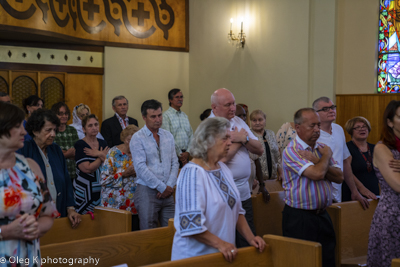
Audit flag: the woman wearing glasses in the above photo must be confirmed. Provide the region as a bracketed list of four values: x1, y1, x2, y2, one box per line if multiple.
[51, 102, 79, 180]
[343, 117, 379, 201]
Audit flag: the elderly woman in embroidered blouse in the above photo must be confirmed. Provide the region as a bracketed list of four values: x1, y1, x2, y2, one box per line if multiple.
[0, 102, 59, 266]
[17, 109, 81, 228]
[343, 117, 379, 201]
[249, 110, 283, 180]
[100, 125, 139, 222]
[171, 117, 265, 262]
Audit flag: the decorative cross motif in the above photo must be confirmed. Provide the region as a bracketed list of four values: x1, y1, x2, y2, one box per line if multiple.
[132, 2, 149, 26]
[83, 0, 100, 21]
[55, 0, 66, 12]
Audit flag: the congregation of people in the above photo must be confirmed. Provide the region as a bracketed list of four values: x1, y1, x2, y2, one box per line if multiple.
[0, 88, 399, 267]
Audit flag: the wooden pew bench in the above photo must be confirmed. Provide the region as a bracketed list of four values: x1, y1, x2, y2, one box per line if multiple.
[252, 191, 285, 237]
[40, 206, 132, 246]
[41, 219, 175, 267]
[144, 235, 322, 267]
[327, 199, 378, 267]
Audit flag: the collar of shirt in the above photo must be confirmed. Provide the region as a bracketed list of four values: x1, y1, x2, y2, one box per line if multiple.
[115, 112, 129, 125]
[143, 124, 162, 136]
[295, 135, 318, 151]
[208, 111, 237, 126]
[320, 125, 334, 137]
[168, 106, 181, 114]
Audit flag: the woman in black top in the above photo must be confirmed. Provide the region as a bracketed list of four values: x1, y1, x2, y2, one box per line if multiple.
[343, 117, 379, 201]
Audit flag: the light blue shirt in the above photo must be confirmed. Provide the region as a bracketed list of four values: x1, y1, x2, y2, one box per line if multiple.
[130, 125, 179, 193]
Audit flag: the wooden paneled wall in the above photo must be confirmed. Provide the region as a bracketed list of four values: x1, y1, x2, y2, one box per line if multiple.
[336, 94, 400, 144]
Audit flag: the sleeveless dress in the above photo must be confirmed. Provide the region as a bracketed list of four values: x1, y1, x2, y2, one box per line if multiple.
[367, 146, 400, 267]
[0, 154, 58, 267]
[73, 139, 108, 214]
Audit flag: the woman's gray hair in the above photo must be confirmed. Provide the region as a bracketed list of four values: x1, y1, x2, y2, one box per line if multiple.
[188, 117, 230, 161]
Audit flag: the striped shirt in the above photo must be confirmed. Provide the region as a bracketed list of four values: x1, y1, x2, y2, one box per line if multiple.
[282, 135, 339, 210]
[161, 107, 193, 156]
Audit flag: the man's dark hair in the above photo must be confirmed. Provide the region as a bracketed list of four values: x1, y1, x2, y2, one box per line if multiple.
[22, 95, 44, 114]
[51, 102, 71, 121]
[168, 88, 181, 106]
[141, 99, 163, 116]
[0, 102, 25, 138]
[26, 109, 60, 137]
[0, 92, 9, 97]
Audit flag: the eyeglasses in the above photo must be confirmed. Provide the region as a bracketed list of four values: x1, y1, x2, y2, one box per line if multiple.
[58, 112, 68, 116]
[353, 125, 368, 131]
[316, 105, 337, 112]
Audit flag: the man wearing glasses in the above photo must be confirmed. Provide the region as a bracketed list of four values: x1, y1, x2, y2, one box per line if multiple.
[162, 89, 193, 168]
[312, 97, 370, 209]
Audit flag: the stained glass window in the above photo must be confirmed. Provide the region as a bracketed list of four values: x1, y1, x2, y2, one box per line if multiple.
[377, 0, 400, 93]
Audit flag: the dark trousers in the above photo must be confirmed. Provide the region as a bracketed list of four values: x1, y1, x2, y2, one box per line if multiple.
[282, 205, 336, 267]
[236, 198, 256, 248]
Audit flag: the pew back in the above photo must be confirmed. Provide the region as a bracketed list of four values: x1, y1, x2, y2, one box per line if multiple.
[40, 206, 132, 246]
[327, 199, 378, 267]
[393, 259, 400, 267]
[252, 191, 285, 237]
[144, 235, 322, 267]
[41, 220, 175, 267]
[264, 180, 284, 192]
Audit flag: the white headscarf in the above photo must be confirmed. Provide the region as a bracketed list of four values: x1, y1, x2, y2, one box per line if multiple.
[70, 104, 104, 140]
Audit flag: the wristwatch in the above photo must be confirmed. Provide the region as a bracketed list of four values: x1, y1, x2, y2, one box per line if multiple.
[244, 136, 249, 145]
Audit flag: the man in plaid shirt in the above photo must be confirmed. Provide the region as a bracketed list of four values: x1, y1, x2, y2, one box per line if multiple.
[161, 88, 193, 168]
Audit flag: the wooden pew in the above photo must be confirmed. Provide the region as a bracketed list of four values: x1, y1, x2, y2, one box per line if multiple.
[327, 199, 378, 267]
[144, 235, 322, 267]
[264, 179, 284, 192]
[252, 191, 285, 237]
[41, 219, 175, 267]
[393, 259, 400, 267]
[40, 206, 132, 246]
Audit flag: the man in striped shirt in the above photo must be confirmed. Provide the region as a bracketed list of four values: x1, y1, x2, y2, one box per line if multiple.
[282, 108, 343, 267]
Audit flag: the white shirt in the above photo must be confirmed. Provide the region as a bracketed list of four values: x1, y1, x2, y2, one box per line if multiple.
[209, 112, 257, 201]
[317, 123, 350, 202]
[171, 162, 245, 261]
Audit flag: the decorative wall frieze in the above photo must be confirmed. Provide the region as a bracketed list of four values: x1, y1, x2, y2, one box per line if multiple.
[0, 0, 188, 51]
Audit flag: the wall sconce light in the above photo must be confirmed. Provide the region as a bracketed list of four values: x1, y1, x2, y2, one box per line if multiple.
[227, 18, 246, 48]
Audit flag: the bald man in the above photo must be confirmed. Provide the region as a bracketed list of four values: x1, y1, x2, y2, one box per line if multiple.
[210, 88, 263, 248]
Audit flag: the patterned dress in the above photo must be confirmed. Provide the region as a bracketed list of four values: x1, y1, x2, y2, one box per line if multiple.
[73, 139, 108, 214]
[54, 125, 79, 180]
[100, 147, 137, 214]
[367, 145, 400, 267]
[276, 122, 297, 154]
[0, 154, 58, 267]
